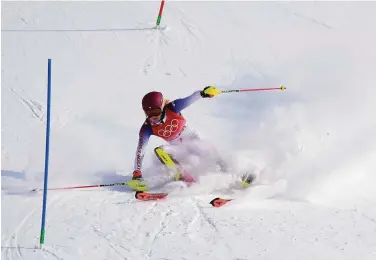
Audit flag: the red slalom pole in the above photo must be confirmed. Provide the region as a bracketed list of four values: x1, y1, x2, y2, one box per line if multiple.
[221, 85, 286, 93]
[156, 0, 165, 26]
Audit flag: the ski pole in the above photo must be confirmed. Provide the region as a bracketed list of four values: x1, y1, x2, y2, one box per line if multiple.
[31, 182, 128, 192]
[221, 85, 286, 93]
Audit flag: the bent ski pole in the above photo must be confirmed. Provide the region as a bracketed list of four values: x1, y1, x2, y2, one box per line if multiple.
[221, 85, 286, 94]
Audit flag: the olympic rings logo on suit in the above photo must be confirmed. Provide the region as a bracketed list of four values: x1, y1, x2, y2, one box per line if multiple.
[158, 119, 179, 137]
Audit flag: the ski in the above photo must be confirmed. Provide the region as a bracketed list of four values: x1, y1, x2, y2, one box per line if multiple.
[135, 191, 234, 206]
[135, 191, 168, 201]
[208, 174, 256, 207]
[134, 173, 254, 205]
[209, 197, 233, 208]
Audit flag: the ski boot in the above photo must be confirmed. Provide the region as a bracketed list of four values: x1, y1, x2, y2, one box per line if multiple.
[125, 170, 148, 191]
[132, 170, 143, 180]
[241, 173, 255, 188]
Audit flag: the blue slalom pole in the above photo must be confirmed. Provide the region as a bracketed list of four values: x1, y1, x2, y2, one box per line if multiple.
[40, 59, 52, 248]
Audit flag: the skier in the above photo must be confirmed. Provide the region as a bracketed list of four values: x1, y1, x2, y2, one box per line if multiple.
[132, 86, 254, 187]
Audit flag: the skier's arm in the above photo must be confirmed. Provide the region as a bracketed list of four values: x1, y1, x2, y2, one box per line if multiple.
[168, 91, 202, 113]
[169, 86, 221, 113]
[133, 123, 152, 171]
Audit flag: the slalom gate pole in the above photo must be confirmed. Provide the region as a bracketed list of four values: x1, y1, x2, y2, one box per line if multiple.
[32, 182, 130, 192]
[39, 59, 52, 248]
[156, 0, 165, 27]
[221, 85, 286, 93]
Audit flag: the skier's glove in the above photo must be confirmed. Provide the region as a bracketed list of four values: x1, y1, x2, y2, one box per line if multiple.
[200, 86, 221, 98]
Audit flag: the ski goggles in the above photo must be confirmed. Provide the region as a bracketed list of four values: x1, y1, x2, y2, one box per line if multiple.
[145, 107, 162, 117]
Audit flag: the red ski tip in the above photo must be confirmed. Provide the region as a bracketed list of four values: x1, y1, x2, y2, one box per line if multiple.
[209, 197, 232, 208]
[135, 191, 168, 201]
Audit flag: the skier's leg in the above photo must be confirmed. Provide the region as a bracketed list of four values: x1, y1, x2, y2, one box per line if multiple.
[179, 126, 229, 173]
[186, 138, 255, 188]
[188, 139, 229, 173]
[154, 145, 195, 183]
[240, 172, 255, 188]
[154, 145, 184, 180]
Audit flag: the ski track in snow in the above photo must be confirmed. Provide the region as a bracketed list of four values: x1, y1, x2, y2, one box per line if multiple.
[142, 6, 203, 77]
[2, 195, 63, 260]
[3, 204, 37, 260]
[143, 206, 173, 259]
[9, 88, 44, 121]
[190, 197, 234, 258]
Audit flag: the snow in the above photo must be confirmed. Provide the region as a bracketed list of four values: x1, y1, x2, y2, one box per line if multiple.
[2, 1, 376, 259]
